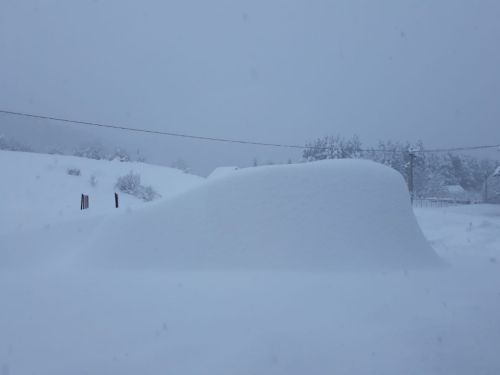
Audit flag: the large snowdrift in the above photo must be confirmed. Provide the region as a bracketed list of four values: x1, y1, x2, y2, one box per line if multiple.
[79, 159, 443, 271]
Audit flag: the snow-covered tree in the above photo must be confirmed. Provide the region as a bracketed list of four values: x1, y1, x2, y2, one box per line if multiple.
[364, 139, 412, 182]
[302, 134, 362, 162]
[74, 141, 106, 160]
[0, 134, 32, 152]
[483, 173, 500, 204]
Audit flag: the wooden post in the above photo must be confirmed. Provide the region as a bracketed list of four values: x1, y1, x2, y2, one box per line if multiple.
[81, 194, 89, 209]
[115, 193, 119, 208]
[408, 149, 415, 205]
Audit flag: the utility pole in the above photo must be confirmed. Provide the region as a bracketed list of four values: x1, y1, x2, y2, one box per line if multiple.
[408, 148, 416, 205]
[485, 172, 488, 204]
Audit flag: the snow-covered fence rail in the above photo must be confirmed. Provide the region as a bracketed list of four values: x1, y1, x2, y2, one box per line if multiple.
[412, 199, 473, 208]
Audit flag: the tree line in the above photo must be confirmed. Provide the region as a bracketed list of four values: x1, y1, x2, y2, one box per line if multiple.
[301, 135, 499, 200]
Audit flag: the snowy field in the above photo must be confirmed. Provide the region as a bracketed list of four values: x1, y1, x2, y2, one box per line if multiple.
[0, 150, 205, 237]
[1, 151, 499, 375]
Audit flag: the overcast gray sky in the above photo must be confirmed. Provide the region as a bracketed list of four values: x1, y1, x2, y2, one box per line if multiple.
[0, 0, 499, 175]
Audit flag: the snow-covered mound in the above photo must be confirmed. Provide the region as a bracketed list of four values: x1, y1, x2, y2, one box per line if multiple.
[207, 166, 239, 180]
[79, 159, 443, 271]
[0, 150, 205, 236]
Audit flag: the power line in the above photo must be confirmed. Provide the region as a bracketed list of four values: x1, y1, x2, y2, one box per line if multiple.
[0, 109, 325, 150]
[1, 109, 498, 154]
[423, 145, 500, 153]
[0, 109, 385, 152]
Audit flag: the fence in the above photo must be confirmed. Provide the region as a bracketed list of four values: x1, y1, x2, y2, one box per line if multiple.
[80, 194, 119, 210]
[412, 198, 475, 208]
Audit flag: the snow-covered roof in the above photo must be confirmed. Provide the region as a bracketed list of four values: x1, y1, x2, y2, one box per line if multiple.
[445, 185, 465, 193]
[494, 166, 500, 177]
[207, 166, 239, 180]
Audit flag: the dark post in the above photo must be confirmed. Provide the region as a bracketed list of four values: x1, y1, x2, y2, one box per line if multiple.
[81, 195, 89, 209]
[115, 193, 119, 208]
[408, 149, 415, 205]
[485, 172, 488, 204]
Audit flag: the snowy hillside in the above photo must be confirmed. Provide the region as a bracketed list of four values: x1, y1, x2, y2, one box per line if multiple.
[0, 153, 499, 374]
[0, 150, 205, 236]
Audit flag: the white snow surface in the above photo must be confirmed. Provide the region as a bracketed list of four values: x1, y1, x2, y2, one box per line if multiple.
[0, 150, 205, 237]
[75, 159, 443, 271]
[445, 185, 465, 194]
[1, 152, 500, 375]
[206, 165, 239, 180]
[494, 166, 500, 177]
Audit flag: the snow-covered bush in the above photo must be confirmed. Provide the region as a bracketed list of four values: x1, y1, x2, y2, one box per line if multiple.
[115, 171, 161, 202]
[67, 168, 81, 176]
[108, 147, 131, 162]
[115, 171, 141, 194]
[73, 141, 106, 160]
[89, 174, 98, 187]
[138, 185, 161, 202]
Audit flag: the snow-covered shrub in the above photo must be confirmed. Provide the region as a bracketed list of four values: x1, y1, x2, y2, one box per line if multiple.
[115, 171, 141, 194]
[89, 174, 98, 187]
[67, 168, 81, 176]
[138, 185, 161, 202]
[74, 141, 106, 160]
[108, 147, 131, 162]
[115, 171, 161, 202]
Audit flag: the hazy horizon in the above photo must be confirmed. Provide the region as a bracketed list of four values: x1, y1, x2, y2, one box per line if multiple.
[1, 0, 499, 175]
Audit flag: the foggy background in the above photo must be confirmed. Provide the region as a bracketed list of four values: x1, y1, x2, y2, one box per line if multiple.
[0, 0, 499, 176]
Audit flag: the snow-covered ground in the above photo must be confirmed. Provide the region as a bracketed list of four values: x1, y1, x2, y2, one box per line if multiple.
[0, 150, 205, 237]
[0, 152, 499, 375]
